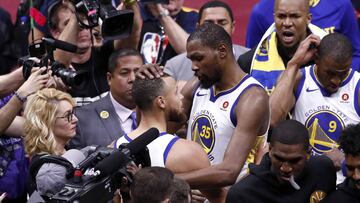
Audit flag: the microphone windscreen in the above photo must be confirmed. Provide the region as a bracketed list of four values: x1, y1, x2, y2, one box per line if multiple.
[94, 128, 159, 177]
[126, 128, 160, 154]
[42, 37, 78, 53]
[62, 149, 86, 167]
[94, 151, 129, 177]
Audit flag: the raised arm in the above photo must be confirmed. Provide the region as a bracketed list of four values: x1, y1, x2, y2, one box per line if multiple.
[113, 1, 143, 50]
[148, 4, 190, 54]
[176, 85, 270, 188]
[0, 67, 49, 136]
[270, 34, 320, 127]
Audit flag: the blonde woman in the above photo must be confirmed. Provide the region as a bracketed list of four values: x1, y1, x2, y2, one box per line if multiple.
[24, 88, 79, 198]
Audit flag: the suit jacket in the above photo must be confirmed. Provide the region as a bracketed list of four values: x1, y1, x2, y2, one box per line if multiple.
[68, 94, 125, 149]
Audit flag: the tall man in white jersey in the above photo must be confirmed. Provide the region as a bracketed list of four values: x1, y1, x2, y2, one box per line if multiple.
[113, 76, 225, 202]
[270, 33, 360, 182]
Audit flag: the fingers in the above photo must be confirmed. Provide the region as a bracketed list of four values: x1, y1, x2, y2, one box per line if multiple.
[136, 64, 164, 79]
[0, 192, 6, 202]
[191, 190, 206, 203]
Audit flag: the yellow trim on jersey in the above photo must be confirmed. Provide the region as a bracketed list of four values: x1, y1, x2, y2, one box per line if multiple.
[182, 7, 198, 13]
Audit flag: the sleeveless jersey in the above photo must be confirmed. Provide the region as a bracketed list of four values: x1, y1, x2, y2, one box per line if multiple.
[292, 65, 360, 156]
[187, 75, 265, 168]
[114, 132, 179, 167]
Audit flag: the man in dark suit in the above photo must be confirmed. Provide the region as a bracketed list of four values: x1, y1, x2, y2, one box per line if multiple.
[68, 49, 143, 149]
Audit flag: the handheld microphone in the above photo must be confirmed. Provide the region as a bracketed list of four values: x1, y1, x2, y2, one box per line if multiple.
[94, 128, 159, 177]
[42, 37, 78, 53]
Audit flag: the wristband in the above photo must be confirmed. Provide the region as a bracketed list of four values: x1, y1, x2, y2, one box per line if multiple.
[158, 9, 169, 18]
[14, 91, 27, 103]
[124, 0, 137, 7]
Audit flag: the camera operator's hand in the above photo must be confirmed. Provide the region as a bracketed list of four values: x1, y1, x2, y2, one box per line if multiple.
[136, 64, 164, 79]
[17, 67, 50, 99]
[147, 3, 168, 19]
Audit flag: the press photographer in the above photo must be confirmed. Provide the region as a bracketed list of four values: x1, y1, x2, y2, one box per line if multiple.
[39, 0, 142, 106]
[19, 38, 86, 88]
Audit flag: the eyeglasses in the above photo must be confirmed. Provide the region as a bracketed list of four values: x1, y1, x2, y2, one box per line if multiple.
[56, 109, 76, 123]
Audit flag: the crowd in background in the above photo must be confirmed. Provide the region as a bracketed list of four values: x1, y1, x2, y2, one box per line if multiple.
[0, 0, 360, 202]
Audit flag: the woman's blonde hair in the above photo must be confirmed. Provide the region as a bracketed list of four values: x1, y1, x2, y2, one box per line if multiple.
[24, 88, 75, 157]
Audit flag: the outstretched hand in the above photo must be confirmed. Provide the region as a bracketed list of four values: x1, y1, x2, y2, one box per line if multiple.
[288, 34, 321, 68]
[136, 64, 164, 79]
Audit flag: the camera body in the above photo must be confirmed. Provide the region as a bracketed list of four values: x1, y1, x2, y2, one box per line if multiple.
[49, 145, 151, 203]
[70, 0, 134, 41]
[18, 40, 86, 87]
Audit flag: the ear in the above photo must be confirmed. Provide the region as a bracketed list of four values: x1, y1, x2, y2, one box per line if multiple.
[156, 96, 166, 109]
[231, 21, 236, 35]
[307, 13, 312, 25]
[107, 72, 112, 86]
[217, 44, 227, 59]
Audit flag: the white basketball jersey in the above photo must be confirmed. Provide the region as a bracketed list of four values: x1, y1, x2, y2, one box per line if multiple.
[187, 75, 264, 166]
[292, 65, 360, 156]
[114, 132, 179, 167]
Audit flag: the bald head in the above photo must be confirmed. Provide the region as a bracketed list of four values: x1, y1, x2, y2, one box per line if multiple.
[275, 0, 310, 13]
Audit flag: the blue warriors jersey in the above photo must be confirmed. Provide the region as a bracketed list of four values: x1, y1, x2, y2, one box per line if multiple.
[246, 0, 360, 70]
[292, 65, 360, 156]
[187, 75, 265, 172]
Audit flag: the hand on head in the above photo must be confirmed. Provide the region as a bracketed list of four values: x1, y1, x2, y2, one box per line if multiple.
[136, 64, 164, 79]
[288, 34, 321, 68]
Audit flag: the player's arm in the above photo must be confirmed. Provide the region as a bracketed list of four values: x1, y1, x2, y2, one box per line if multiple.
[270, 34, 320, 127]
[176, 86, 270, 188]
[166, 139, 226, 202]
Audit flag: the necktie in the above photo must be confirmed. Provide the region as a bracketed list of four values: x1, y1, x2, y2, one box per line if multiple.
[130, 111, 137, 131]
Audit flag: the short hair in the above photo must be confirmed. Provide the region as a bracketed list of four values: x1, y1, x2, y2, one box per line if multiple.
[170, 178, 191, 203]
[132, 77, 167, 110]
[108, 49, 143, 73]
[130, 167, 174, 203]
[318, 33, 353, 64]
[187, 23, 233, 51]
[270, 120, 310, 150]
[339, 124, 360, 157]
[24, 88, 75, 157]
[198, 1, 234, 23]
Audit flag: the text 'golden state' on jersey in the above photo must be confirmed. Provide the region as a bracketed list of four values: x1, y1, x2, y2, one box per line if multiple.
[292, 65, 360, 156]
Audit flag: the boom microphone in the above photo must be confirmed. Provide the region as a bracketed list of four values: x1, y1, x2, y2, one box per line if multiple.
[94, 128, 160, 177]
[42, 37, 78, 53]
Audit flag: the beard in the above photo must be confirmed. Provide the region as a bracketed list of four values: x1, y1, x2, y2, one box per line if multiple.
[199, 74, 221, 89]
[167, 107, 186, 123]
